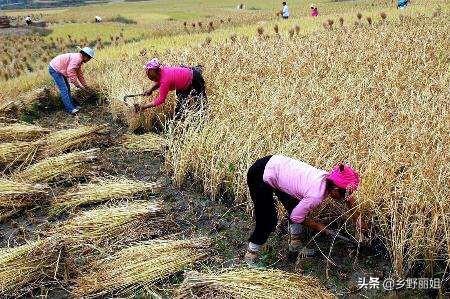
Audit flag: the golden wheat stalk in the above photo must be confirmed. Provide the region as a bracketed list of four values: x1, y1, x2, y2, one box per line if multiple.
[0, 123, 50, 142]
[176, 268, 335, 299]
[122, 132, 167, 152]
[0, 237, 62, 296]
[50, 177, 162, 216]
[73, 237, 210, 297]
[0, 178, 48, 208]
[157, 12, 450, 277]
[53, 201, 165, 246]
[40, 124, 109, 157]
[0, 140, 41, 165]
[12, 148, 98, 183]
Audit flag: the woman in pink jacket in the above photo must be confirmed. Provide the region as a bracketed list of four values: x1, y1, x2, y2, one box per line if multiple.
[48, 47, 94, 114]
[244, 154, 362, 265]
[136, 58, 207, 119]
[310, 4, 319, 17]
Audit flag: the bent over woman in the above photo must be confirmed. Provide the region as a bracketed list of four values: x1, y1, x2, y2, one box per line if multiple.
[136, 58, 207, 118]
[48, 47, 94, 114]
[245, 154, 362, 265]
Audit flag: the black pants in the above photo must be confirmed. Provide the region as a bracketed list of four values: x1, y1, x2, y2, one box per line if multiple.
[175, 67, 207, 119]
[247, 156, 298, 245]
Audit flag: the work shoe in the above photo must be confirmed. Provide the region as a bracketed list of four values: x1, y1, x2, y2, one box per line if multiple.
[244, 250, 259, 267]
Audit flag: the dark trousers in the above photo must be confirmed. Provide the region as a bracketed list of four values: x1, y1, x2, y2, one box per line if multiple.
[175, 67, 207, 119]
[247, 156, 298, 245]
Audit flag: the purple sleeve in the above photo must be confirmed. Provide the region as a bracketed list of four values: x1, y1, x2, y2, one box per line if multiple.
[290, 197, 321, 223]
[152, 81, 169, 106]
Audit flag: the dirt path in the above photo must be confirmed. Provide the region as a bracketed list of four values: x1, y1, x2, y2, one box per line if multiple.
[1, 101, 403, 297]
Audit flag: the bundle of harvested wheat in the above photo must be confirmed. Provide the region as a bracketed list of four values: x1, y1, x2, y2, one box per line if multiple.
[0, 140, 41, 165]
[0, 237, 62, 296]
[176, 268, 335, 299]
[73, 84, 103, 104]
[74, 237, 210, 297]
[53, 201, 165, 247]
[0, 100, 15, 115]
[13, 148, 98, 183]
[0, 123, 50, 142]
[122, 132, 167, 152]
[16, 87, 54, 111]
[39, 124, 109, 157]
[50, 177, 162, 216]
[0, 178, 48, 208]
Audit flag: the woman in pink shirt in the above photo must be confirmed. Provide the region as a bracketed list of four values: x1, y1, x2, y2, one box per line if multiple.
[310, 4, 319, 17]
[136, 58, 207, 119]
[244, 154, 362, 265]
[48, 47, 94, 114]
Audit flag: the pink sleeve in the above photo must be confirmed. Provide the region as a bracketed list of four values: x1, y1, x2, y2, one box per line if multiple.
[67, 56, 82, 87]
[152, 81, 170, 106]
[290, 197, 321, 223]
[76, 68, 87, 87]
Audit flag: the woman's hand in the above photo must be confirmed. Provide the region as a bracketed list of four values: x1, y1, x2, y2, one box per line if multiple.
[144, 89, 153, 96]
[355, 214, 371, 244]
[134, 102, 155, 113]
[133, 103, 142, 113]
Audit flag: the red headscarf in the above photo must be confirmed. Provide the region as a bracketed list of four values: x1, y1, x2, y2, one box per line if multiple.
[327, 163, 360, 191]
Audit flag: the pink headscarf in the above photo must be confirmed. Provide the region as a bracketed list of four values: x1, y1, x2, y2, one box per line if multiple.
[145, 58, 160, 70]
[327, 163, 360, 190]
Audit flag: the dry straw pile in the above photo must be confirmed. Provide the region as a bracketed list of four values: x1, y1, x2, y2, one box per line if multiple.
[0, 123, 50, 142]
[13, 148, 98, 183]
[0, 237, 62, 296]
[0, 178, 48, 208]
[39, 124, 109, 157]
[177, 268, 335, 299]
[12, 87, 56, 114]
[0, 100, 14, 115]
[156, 13, 448, 277]
[53, 201, 165, 247]
[0, 140, 41, 165]
[74, 237, 210, 297]
[50, 177, 162, 215]
[122, 132, 167, 152]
